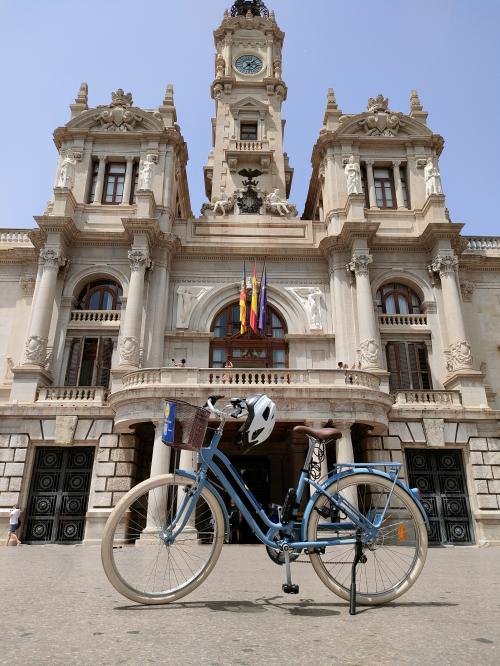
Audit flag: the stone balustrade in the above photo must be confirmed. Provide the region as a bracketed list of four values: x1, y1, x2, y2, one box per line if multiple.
[37, 386, 109, 403]
[394, 390, 462, 406]
[121, 367, 381, 391]
[234, 140, 265, 151]
[70, 310, 121, 325]
[466, 237, 500, 251]
[379, 313, 428, 326]
[0, 231, 31, 244]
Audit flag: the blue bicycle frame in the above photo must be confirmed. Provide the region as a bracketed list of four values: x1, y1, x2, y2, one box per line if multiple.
[171, 423, 429, 552]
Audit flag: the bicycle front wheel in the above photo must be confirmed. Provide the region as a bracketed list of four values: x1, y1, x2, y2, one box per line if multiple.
[307, 473, 427, 605]
[101, 473, 225, 605]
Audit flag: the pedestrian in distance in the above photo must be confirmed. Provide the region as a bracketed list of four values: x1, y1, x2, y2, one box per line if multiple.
[5, 504, 22, 547]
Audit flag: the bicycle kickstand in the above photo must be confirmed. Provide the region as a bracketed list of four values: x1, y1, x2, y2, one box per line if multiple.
[282, 545, 299, 595]
[349, 533, 366, 616]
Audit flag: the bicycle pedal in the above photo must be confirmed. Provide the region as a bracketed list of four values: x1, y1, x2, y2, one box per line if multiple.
[282, 584, 299, 594]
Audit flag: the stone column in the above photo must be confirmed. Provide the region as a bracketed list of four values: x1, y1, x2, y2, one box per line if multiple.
[347, 254, 381, 370]
[122, 157, 135, 205]
[392, 160, 405, 209]
[119, 249, 151, 368]
[143, 251, 172, 368]
[92, 156, 106, 205]
[145, 420, 171, 535]
[329, 254, 348, 365]
[429, 255, 473, 371]
[365, 160, 377, 209]
[162, 146, 175, 212]
[323, 148, 335, 213]
[23, 248, 66, 366]
[266, 39, 273, 76]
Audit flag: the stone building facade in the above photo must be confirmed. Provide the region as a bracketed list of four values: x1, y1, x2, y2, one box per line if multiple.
[1, 0, 499, 545]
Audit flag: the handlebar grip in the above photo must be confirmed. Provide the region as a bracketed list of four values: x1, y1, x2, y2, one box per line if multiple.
[231, 407, 243, 418]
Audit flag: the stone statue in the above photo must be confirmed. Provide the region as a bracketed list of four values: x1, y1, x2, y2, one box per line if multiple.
[138, 154, 155, 191]
[176, 286, 211, 328]
[344, 156, 362, 195]
[58, 153, 77, 189]
[216, 53, 225, 79]
[424, 158, 443, 197]
[264, 189, 290, 216]
[202, 188, 235, 216]
[287, 287, 323, 331]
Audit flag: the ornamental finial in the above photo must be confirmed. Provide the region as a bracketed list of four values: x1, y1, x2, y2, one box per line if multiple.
[230, 0, 270, 17]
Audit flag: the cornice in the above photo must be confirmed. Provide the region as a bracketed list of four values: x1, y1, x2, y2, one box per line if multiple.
[319, 222, 380, 255]
[122, 218, 180, 252]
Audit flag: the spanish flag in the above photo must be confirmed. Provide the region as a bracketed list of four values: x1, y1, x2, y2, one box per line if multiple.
[239, 262, 247, 334]
[250, 260, 259, 334]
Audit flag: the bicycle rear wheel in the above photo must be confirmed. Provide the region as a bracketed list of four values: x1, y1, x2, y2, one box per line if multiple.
[307, 473, 427, 605]
[101, 473, 224, 604]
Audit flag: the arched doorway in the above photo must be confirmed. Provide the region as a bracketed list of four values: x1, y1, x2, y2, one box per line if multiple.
[210, 301, 288, 368]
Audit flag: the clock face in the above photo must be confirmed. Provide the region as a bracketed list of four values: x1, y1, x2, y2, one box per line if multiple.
[234, 54, 264, 75]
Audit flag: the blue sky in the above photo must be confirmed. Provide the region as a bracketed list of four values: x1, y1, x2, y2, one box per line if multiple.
[1, 0, 499, 235]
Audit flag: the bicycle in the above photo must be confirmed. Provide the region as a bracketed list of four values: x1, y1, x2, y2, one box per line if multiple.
[101, 395, 429, 611]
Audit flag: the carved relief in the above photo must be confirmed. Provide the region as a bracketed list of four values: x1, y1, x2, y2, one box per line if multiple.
[19, 276, 36, 296]
[346, 254, 372, 277]
[93, 89, 142, 132]
[216, 53, 226, 79]
[448, 340, 473, 370]
[359, 95, 404, 136]
[429, 255, 458, 278]
[24, 335, 48, 366]
[119, 336, 140, 366]
[359, 339, 380, 368]
[286, 287, 323, 331]
[176, 286, 212, 328]
[460, 280, 474, 302]
[40, 249, 66, 271]
[128, 250, 151, 272]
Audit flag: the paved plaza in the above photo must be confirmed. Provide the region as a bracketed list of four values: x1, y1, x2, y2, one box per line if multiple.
[1, 544, 499, 665]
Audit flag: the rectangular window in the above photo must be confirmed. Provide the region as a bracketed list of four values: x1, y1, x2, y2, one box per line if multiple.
[103, 163, 126, 204]
[386, 341, 432, 392]
[65, 337, 114, 388]
[374, 168, 395, 208]
[88, 161, 99, 203]
[240, 123, 258, 141]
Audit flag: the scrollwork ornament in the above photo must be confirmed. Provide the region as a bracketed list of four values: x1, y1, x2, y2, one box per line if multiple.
[40, 249, 66, 271]
[359, 339, 380, 368]
[430, 255, 458, 278]
[24, 335, 48, 366]
[448, 340, 473, 370]
[119, 336, 140, 366]
[128, 250, 150, 272]
[347, 254, 372, 278]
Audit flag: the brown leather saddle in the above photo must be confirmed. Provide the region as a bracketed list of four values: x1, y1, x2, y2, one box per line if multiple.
[293, 425, 342, 442]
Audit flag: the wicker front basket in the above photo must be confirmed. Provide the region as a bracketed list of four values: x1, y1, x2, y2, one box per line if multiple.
[162, 400, 210, 451]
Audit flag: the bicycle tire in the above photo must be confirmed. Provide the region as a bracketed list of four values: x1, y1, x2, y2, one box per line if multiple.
[307, 472, 427, 605]
[101, 473, 224, 605]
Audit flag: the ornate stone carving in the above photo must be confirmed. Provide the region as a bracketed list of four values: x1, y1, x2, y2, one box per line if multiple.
[57, 152, 77, 189]
[286, 287, 323, 331]
[94, 89, 142, 132]
[24, 335, 48, 365]
[448, 340, 473, 370]
[326, 88, 338, 110]
[202, 188, 236, 216]
[410, 89, 423, 112]
[40, 248, 66, 271]
[119, 336, 140, 366]
[429, 255, 458, 278]
[344, 155, 362, 195]
[216, 53, 226, 79]
[176, 286, 211, 328]
[75, 82, 88, 106]
[360, 95, 403, 136]
[359, 339, 380, 368]
[264, 189, 297, 217]
[347, 254, 372, 277]
[460, 280, 474, 302]
[424, 158, 443, 196]
[128, 249, 151, 272]
[19, 275, 36, 296]
[137, 154, 156, 191]
[273, 56, 282, 79]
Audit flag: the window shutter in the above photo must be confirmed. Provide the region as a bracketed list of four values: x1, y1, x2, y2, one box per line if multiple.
[408, 343, 420, 389]
[386, 342, 411, 391]
[96, 338, 114, 388]
[417, 344, 432, 389]
[65, 338, 83, 386]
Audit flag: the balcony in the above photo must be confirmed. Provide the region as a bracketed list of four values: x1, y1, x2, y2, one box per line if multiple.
[37, 386, 109, 404]
[394, 390, 462, 407]
[226, 139, 273, 173]
[378, 313, 428, 334]
[69, 310, 121, 328]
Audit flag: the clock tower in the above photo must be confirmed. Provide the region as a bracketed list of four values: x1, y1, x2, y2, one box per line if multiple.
[203, 0, 294, 216]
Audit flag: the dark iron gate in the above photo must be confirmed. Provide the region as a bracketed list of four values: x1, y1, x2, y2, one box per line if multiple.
[24, 447, 94, 544]
[406, 448, 474, 545]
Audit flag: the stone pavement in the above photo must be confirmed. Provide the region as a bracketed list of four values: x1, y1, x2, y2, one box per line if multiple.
[0, 544, 499, 665]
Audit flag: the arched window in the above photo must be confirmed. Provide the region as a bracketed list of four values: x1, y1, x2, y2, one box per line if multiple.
[77, 279, 123, 311]
[210, 302, 288, 368]
[376, 283, 422, 315]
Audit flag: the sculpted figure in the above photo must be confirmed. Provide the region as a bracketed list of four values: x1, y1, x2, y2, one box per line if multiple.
[424, 158, 443, 197]
[344, 156, 362, 195]
[138, 155, 155, 191]
[176, 286, 210, 328]
[211, 188, 235, 216]
[58, 153, 77, 189]
[216, 53, 225, 78]
[287, 287, 323, 330]
[265, 188, 290, 216]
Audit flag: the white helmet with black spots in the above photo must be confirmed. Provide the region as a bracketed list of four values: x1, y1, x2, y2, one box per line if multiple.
[238, 394, 276, 447]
